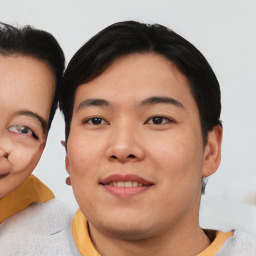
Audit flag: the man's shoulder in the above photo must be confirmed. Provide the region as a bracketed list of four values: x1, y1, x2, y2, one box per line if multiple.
[216, 230, 256, 256]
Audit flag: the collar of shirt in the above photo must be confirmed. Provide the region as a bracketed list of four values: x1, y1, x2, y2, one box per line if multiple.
[0, 175, 54, 224]
[197, 230, 234, 256]
[72, 208, 233, 256]
[72, 209, 101, 256]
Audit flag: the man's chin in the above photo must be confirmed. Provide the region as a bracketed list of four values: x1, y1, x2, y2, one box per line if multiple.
[89, 221, 155, 241]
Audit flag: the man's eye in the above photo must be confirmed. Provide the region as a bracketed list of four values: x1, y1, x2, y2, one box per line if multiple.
[8, 125, 37, 138]
[84, 117, 109, 125]
[146, 116, 173, 125]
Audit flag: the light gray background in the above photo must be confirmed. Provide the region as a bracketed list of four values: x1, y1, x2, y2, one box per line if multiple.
[1, 0, 255, 210]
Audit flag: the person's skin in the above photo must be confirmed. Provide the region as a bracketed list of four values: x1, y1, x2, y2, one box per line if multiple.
[65, 53, 222, 256]
[0, 55, 55, 198]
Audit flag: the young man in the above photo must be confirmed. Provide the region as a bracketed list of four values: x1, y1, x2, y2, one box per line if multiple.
[60, 21, 256, 255]
[0, 22, 72, 255]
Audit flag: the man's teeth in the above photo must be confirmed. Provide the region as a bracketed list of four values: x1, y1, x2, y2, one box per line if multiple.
[108, 181, 144, 187]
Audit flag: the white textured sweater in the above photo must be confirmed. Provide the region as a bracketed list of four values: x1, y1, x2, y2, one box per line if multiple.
[1, 199, 255, 255]
[216, 230, 256, 256]
[0, 199, 80, 256]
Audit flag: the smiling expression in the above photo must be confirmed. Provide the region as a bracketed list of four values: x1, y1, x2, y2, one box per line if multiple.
[0, 55, 55, 198]
[66, 53, 221, 241]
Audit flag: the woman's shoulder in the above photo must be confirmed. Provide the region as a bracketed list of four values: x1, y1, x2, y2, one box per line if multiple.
[0, 199, 79, 256]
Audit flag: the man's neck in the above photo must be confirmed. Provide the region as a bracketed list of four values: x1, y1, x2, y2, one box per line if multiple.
[88, 220, 211, 256]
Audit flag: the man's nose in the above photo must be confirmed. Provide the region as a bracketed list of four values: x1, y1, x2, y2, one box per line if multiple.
[105, 124, 145, 163]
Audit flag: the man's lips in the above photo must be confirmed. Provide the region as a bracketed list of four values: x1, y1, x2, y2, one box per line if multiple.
[100, 174, 154, 197]
[101, 174, 153, 186]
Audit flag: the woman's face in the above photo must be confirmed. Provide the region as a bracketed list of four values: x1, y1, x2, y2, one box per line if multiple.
[0, 55, 55, 198]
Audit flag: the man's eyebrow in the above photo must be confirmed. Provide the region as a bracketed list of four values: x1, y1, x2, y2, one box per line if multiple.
[76, 99, 110, 112]
[140, 96, 184, 109]
[17, 110, 47, 132]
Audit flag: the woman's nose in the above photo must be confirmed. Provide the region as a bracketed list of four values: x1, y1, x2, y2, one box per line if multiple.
[0, 134, 12, 158]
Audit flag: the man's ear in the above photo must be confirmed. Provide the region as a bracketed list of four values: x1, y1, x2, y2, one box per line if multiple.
[202, 125, 223, 178]
[65, 155, 72, 186]
[65, 155, 70, 174]
[61, 140, 66, 148]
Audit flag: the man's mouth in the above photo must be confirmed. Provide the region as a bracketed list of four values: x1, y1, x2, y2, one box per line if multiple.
[101, 174, 153, 186]
[100, 174, 153, 197]
[106, 181, 147, 188]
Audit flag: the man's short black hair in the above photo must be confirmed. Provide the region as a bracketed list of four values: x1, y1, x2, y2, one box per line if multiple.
[60, 20, 222, 193]
[0, 21, 65, 130]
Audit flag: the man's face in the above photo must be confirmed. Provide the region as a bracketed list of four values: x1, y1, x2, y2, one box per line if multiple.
[66, 53, 221, 240]
[0, 55, 55, 198]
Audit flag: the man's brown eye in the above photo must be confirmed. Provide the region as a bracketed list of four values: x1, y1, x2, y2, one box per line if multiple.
[90, 117, 103, 125]
[147, 116, 172, 125]
[152, 117, 164, 124]
[84, 117, 109, 125]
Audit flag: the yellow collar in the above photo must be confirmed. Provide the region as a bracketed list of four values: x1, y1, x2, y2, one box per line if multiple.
[197, 230, 233, 256]
[72, 209, 233, 256]
[0, 175, 54, 224]
[72, 209, 101, 256]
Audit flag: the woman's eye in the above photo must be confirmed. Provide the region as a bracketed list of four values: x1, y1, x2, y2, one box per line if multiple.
[8, 125, 37, 138]
[146, 116, 173, 125]
[84, 117, 109, 125]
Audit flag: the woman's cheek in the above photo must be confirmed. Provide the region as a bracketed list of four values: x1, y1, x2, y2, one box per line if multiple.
[10, 145, 44, 174]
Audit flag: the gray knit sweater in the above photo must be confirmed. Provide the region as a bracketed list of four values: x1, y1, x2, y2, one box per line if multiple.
[1, 200, 255, 255]
[0, 199, 80, 256]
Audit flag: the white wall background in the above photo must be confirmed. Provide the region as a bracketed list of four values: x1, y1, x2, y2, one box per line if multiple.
[0, 0, 255, 211]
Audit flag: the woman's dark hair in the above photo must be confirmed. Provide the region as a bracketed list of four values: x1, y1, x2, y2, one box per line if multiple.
[0, 22, 65, 130]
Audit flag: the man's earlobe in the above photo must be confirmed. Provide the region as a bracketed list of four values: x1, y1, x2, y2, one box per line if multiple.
[65, 176, 72, 186]
[65, 156, 72, 186]
[202, 125, 223, 178]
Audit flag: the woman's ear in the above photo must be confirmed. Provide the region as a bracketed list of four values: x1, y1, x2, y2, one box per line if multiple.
[202, 125, 223, 178]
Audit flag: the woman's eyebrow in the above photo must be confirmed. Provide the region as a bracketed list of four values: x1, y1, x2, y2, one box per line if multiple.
[76, 98, 110, 112]
[140, 96, 184, 109]
[16, 110, 47, 132]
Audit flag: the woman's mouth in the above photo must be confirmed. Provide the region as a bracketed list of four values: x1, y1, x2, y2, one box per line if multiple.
[0, 173, 9, 179]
